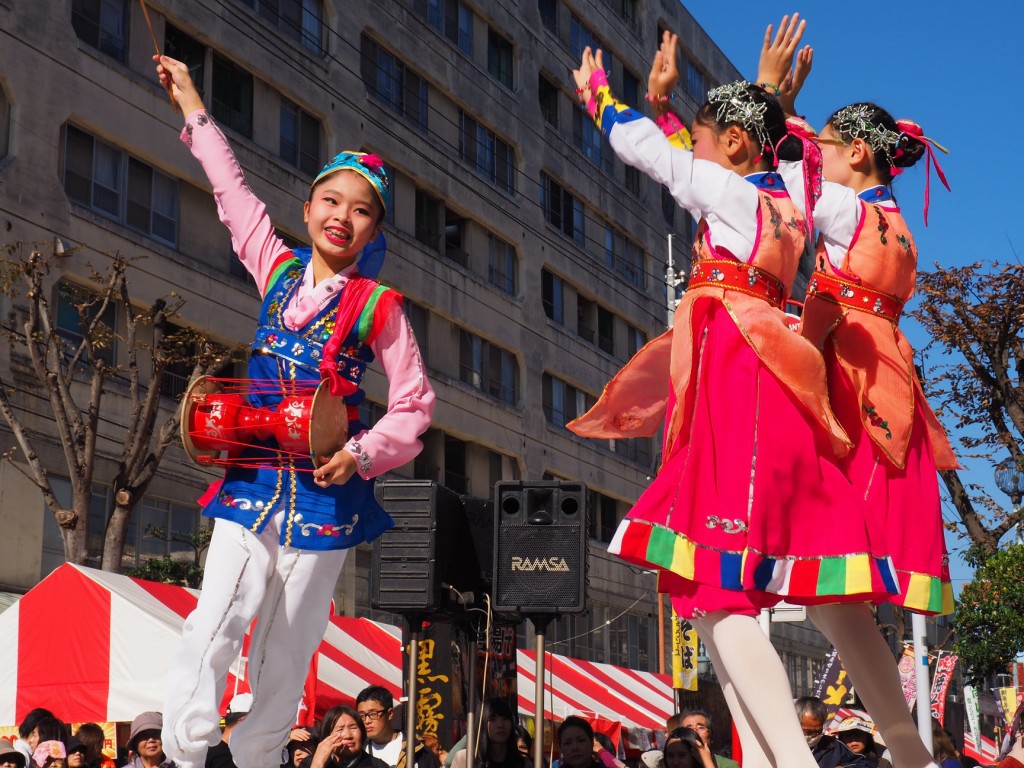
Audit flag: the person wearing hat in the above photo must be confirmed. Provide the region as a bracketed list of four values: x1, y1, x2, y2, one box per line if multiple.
[123, 713, 172, 768]
[154, 52, 433, 768]
[205, 695, 253, 768]
[794, 698, 873, 768]
[1, 740, 27, 768]
[834, 718, 880, 765]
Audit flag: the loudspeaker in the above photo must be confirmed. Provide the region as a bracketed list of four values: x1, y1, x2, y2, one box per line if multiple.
[492, 481, 588, 615]
[371, 480, 481, 615]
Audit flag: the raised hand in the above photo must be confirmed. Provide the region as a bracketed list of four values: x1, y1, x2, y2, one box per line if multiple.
[756, 13, 806, 93]
[648, 29, 680, 103]
[572, 46, 604, 112]
[779, 45, 813, 115]
[154, 54, 206, 116]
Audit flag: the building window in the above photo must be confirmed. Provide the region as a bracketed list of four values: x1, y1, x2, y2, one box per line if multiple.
[625, 166, 643, 198]
[570, 16, 613, 74]
[444, 434, 468, 494]
[538, 0, 558, 33]
[604, 226, 646, 288]
[605, 0, 638, 30]
[488, 235, 517, 295]
[158, 322, 199, 399]
[125, 495, 202, 567]
[360, 36, 429, 133]
[280, 100, 321, 177]
[577, 296, 595, 343]
[459, 330, 519, 406]
[541, 173, 584, 244]
[63, 125, 179, 247]
[358, 399, 388, 429]
[541, 268, 564, 324]
[612, 434, 653, 467]
[212, 55, 254, 139]
[0, 86, 9, 160]
[539, 75, 559, 129]
[55, 281, 117, 367]
[588, 491, 619, 543]
[661, 186, 675, 227]
[239, 0, 323, 54]
[417, 0, 473, 56]
[165, 25, 206, 97]
[415, 188, 442, 251]
[573, 108, 610, 172]
[444, 211, 469, 267]
[626, 322, 647, 358]
[687, 59, 706, 103]
[404, 300, 429, 367]
[71, 0, 128, 63]
[459, 112, 515, 194]
[487, 28, 514, 89]
[622, 68, 641, 107]
[542, 373, 593, 427]
[597, 306, 614, 355]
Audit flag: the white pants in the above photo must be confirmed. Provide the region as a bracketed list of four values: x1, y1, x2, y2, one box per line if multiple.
[162, 515, 348, 768]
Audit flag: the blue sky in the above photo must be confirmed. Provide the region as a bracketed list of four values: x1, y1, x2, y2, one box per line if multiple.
[681, 2, 1024, 593]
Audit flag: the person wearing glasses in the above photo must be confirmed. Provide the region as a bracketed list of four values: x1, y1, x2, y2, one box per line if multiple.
[355, 687, 439, 768]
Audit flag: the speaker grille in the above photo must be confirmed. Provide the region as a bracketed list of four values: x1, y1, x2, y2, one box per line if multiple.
[494, 524, 585, 612]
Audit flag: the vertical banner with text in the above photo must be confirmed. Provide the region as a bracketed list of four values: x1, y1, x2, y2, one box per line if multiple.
[929, 653, 958, 725]
[964, 685, 981, 745]
[897, 646, 917, 710]
[813, 647, 852, 712]
[671, 609, 698, 691]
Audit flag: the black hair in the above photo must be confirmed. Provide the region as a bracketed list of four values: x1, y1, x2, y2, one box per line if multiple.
[19, 709, 57, 740]
[593, 734, 614, 753]
[694, 83, 802, 169]
[285, 728, 320, 768]
[557, 716, 594, 744]
[224, 712, 247, 729]
[320, 706, 366, 751]
[478, 698, 522, 768]
[32, 717, 69, 745]
[663, 728, 703, 768]
[825, 102, 927, 184]
[513, 725, 532, 752]
[794, 696, 828, 724]
[355, 685, 394, 711]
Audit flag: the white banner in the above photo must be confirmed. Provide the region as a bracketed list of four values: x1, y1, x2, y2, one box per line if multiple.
[964, 684, 980, 744]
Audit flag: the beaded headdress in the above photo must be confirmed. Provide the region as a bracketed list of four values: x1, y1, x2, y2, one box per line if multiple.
[706, 81, 770, 151]
[830, 104, 902, 162]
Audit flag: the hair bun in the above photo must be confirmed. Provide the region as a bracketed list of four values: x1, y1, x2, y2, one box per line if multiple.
[895, 119, 923, 137]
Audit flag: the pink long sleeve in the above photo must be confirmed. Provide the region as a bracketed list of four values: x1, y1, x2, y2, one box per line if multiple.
[345, 303, 435, 479]
[180, 110, 290, 297]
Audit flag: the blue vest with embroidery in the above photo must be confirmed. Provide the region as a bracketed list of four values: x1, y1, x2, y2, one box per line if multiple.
[203, 249, 394, 551]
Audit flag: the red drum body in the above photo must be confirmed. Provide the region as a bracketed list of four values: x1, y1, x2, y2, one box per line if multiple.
[180, 377, 350, 469]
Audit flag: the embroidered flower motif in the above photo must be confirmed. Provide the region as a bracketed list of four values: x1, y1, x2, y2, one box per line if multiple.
[196, 114, 209, 127]
[184, 123, 194, 147]
[874, 206, 889, 245]
[360, 154, 386, 173]
[318, 524, 341, 537]
[348, 441, 372, 474]
[710, 269, 724, 282]
[765, 197, 783, 239]
[291, 342, 305, 356]
[298, 515, 360, 538]
[840, 285, 855, 299]
[863, 404, 893, 439]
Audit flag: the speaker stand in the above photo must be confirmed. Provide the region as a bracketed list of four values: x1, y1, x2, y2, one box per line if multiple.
[465, 622, 478, 768]
[405, 616, 424, 768]
[528, 615, 552, 768]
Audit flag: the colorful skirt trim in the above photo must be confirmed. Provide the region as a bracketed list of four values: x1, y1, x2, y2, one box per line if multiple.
[610, 518, 899, 602]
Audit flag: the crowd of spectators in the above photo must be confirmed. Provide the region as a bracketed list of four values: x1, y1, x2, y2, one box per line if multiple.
[5, 693, 1015, 768]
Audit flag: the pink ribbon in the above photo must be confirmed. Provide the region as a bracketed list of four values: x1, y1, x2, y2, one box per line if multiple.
[785, 117, 823, 240]
[895, 119, 951, 226]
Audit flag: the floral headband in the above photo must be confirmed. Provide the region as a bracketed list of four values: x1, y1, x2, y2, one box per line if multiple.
[706, 81, 771, 154]
[32, 742, 65, 768]
[311, 151, 392, 214]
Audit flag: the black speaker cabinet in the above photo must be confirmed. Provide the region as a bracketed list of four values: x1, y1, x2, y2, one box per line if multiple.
[371, 480, 481, 615]
[492, 481, 588, 615]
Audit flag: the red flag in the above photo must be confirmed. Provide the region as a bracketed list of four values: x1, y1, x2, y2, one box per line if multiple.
[929, 654, 958, 725]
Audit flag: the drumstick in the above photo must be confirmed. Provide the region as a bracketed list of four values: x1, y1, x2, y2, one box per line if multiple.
[139, 0, 178, 112]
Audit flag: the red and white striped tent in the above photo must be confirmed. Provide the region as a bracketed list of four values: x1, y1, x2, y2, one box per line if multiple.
[0, 563, 401, 727]
[517, 649, 673, 750]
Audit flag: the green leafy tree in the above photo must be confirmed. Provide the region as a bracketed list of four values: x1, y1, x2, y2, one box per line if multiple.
[124, 524, 213, 588]
[953, 544, 1024, 683]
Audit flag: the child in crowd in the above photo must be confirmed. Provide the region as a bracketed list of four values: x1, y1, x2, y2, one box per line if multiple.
[154, 54, 434, 768]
